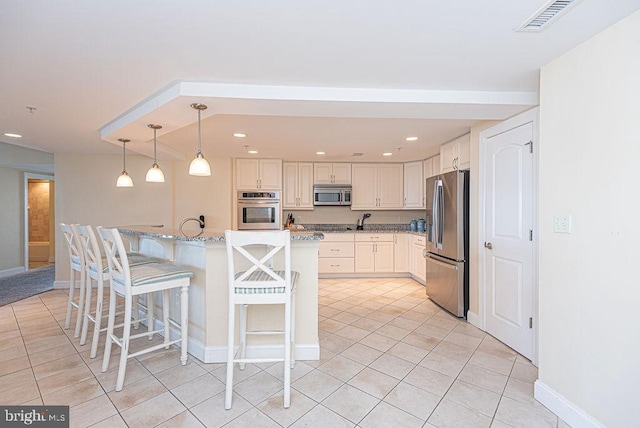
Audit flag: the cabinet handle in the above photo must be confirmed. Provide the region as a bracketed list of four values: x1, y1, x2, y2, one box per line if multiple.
[404, 197, 407, 207]
[330, 249, 340, 252]
[423, 196, 425, 206]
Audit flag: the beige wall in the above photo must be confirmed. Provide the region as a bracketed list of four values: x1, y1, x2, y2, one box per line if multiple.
[537, 10, 640, 427]
[54, 153, 233, 281]
[0, 167, 22, 271]
[289, 206, 421, 226]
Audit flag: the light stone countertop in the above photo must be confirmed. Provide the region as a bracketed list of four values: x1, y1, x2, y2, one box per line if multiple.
[116, 225, 324, 242]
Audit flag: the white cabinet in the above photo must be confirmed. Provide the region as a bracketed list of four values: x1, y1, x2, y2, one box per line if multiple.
[424, 154, 441, 179]
[355, 234, 394, 273]
[394, 233, 409, 273]
[313, 163, 351, 184]
[236, 158, 282, 190]
[440, 134, 470, 173]
[318, 233, 355, 274]
[409, 235, 426, 283]
[283, 162, 314, 209]
[351, 163, 404, 210]
[403, 161, 424, 209]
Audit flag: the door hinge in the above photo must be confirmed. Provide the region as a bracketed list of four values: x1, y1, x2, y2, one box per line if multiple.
[525, 141, 533, 154]
[529, 317, 533, 328]
[529, 230, 533, 241]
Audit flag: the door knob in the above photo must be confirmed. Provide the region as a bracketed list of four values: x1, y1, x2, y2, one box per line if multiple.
[484, 242, 493, 249]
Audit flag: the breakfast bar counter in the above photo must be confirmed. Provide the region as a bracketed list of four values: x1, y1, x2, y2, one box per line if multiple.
[117, 226, 323, 363]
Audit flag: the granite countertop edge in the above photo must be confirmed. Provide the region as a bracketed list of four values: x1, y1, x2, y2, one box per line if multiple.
[116, 226, 324, 242]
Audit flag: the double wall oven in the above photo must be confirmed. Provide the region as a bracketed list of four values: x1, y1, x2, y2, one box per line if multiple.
[237, 191, 281, 230]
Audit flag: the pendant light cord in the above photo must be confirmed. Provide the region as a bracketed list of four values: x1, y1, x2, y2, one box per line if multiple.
[153, 128, 158, 163]
[197, 108, 202, 154]
[122, 141, 127, 171]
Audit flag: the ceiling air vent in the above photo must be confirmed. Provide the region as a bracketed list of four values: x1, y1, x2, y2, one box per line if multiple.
[516, 0, 582, 32]
[352, 153, 363, 157]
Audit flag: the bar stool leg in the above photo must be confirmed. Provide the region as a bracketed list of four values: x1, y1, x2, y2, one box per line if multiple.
[115, 295, 132, 392]
[225, 300, 235, 410]
[291, 292, 296, 369]
[90, 275, 105, 359]
[102, 287, 117, 372]
[147, 293, 155, 340]
[284, 295, 291, 408]
[80, 273, 93, 345]
[64, 266, 76, 330]
[180, 285, 189, 365]
[239, 304, 247, 370]
[74, 268, 86, 338]
[162, 289, 170, 349]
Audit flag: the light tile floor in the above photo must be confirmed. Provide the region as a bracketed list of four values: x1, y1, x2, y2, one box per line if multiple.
[0, 277, 566, 427]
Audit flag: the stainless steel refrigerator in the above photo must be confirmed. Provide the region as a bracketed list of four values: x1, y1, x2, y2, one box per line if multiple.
[425, 170, 469, 318]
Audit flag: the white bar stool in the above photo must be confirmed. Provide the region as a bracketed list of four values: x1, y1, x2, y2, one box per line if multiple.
[224, 229, 299, 409]
[59, 223, 86, 338]
[98, 227, 193, 392]
[77, 225, 158, 358]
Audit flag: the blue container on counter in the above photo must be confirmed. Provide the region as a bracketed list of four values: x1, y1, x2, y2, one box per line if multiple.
[417, 219, 426, 233]
[410, 220, 417, 232]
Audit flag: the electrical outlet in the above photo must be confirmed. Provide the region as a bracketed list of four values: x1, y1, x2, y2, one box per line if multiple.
[553, 214, 572, 234]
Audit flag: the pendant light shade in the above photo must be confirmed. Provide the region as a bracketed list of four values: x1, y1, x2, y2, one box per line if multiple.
[146, 124, 165, 183]
[116, 138, 134, 187]
[189, 103, 211, 176]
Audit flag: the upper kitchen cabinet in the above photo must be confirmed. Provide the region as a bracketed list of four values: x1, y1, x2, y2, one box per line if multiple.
[403, 160, 424, 209]
[424, 154, 441, 179]
[283, 162, 314, 210]
[314, 163, 352, 185]
[440, 133, 470, 173]
[352, 163, 403, 210]
[236, 158, 282, 190]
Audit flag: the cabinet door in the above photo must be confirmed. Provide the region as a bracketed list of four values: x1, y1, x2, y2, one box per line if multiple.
[394, 234, 409, 273]
[404, 161, 424, 209]
[457, 134, 470, 170]
[378, 164, 404, 209]
[423, 157, 434, 179]
[414, 242, 426, 281]
[236, 158, 259, 190]
[440, 140, 458, 173]
[351, 164, 377, 209]
[375, 241, 395, 273]
[298, 163, 314, 208]
[259, 159, 282, 190]
[332, 163, 352, 184]
[432, 154, 441, 176]
[313, 163, 333, 184]
[355, 242, 375, 273]
[282, 163, 298, 208]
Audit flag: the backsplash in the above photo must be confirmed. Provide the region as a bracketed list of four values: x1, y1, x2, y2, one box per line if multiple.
[286, 206, 423, 225]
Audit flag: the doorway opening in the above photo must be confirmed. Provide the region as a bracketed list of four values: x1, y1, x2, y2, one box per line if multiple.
[24, 174, 55, 271]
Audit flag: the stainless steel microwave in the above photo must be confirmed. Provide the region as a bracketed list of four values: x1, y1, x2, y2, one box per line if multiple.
[313, 185, 352, 206]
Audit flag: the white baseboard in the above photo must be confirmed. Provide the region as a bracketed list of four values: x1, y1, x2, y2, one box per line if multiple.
[0, 266, 25, 278]
[48, 257, 56, 263]
[534, 380, 604, 428]
[54, 280, 70, 290]
[466, 310, 480, 328]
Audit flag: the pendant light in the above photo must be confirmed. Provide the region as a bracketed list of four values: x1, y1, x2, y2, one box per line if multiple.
[188, 103, 211, 176]
[116, 138, 134, 187]
[145, 124, 165, 183]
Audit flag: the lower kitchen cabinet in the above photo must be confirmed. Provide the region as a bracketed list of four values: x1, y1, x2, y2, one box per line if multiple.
[318, 233, 355, 274]
[410, 235, 427, 283]
[355, 234, 394, 273]
[394, 233, 409, 272]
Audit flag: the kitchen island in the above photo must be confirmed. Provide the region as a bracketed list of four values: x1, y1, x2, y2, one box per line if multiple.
[117, 226, 323, 363]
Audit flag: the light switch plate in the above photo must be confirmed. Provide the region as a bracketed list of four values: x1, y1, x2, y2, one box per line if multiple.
[553, 214, 572, 234]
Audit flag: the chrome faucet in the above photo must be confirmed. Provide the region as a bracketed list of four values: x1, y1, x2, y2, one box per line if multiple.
[356, 213, 371, 230]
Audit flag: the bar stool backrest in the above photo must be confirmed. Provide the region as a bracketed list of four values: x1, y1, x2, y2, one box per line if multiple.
[60, 223, 84, 268]
[98, 227, 131, 292]
[77, 225, 104, 275]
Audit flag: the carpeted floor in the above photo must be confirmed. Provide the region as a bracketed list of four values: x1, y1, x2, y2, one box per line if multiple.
[0, 264, 55, 306]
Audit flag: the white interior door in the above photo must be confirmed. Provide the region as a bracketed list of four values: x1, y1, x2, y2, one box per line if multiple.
[484, 122, 534, 359]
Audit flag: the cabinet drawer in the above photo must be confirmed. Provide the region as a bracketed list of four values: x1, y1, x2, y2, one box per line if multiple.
[321, 233, 355, 242]
[355, 233, 394, 242]
[414, 236, 426, 247]
[319, 258, 355, 273]
[319, 242, 355, 258]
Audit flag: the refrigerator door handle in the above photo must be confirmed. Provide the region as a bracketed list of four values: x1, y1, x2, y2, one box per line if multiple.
[435, 179, 444, 249]
[426, 253, 458, 270]
[432, 179, 439, 246]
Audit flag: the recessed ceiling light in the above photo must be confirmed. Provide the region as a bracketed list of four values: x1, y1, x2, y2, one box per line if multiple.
[4, 133, 22, 138]
[405, 137, 418, 142]
[316, 151, 325, 155]
[233, 133, 247, 138]
[383, 152, 393, 156]
[248, 150, 258, 154]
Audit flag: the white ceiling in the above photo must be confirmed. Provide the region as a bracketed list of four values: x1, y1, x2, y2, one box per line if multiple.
[1, 0, 639, 162]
